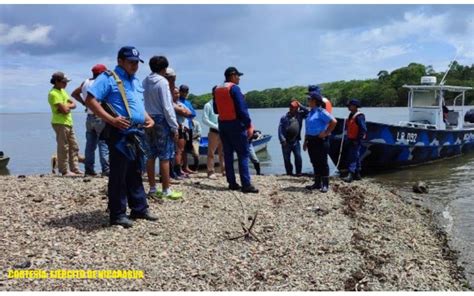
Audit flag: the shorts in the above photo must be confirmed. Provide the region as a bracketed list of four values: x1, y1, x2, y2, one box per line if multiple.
[144, 115, 175, 161]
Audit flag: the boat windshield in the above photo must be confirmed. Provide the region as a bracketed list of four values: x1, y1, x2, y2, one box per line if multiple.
[412, 89, 440, 107]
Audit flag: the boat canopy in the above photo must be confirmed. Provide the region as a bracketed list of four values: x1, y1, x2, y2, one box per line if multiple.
[403, 85, 473, 92]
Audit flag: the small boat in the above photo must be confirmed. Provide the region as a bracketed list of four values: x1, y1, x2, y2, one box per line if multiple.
[0, 151, 10, 169]
[329, 76, 474, 173]
[188, 134, 272, 164]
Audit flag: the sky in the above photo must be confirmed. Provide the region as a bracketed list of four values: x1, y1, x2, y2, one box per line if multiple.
[0, 4, 473, 113]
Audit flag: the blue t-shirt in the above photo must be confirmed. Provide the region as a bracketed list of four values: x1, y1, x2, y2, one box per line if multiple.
[88, 66, 146, 126]
[305, 107, 334, 136]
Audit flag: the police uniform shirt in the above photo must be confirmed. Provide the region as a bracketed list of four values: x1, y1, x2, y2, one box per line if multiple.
[305, 107, 334, 136]
[88, 66, 146, 125]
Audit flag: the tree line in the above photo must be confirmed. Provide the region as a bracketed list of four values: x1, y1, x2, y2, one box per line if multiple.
[188, 62, 474, 109]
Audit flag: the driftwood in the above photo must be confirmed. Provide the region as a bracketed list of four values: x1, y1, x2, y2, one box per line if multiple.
[227, 211, 260, 242]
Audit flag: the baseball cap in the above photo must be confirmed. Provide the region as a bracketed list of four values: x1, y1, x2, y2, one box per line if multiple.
[117, 46, 144, 63]
[91, 64, 107, 75]
[50, 72, 71, 84]
[346, 99, 361, 107]
[165, 67, 176, 77]
[179, 84, 189, 92]
[307, 91, 323, 102]
[224, 66, 243, 77]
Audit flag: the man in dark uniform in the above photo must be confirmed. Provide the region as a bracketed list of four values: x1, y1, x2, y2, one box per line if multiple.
[213, 67, 258, 193]
[85, 46, 157, 228]
[342, 99, 367, 183]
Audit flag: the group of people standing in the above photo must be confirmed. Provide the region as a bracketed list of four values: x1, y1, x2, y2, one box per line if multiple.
[47, 45, 261, 228]
[278, 86, 367, 192]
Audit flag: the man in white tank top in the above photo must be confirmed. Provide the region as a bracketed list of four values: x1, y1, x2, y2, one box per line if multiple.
[71, 64, 110, 176]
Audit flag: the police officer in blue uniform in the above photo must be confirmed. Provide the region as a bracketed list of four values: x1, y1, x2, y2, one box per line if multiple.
[303, 91, 337, 193]
[213, 67, 258, 193]
[85, 46, 157, 228]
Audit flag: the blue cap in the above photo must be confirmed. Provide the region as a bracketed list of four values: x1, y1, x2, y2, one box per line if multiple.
[346, 99, 361, 107]
[117, 46, 144, 63]
[307, 85, 322, 95]
[307, 91, 323, 102]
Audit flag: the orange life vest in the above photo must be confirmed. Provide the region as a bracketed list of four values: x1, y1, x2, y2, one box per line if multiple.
[214, 82, 237, 121]
[323, 97, 333, 114]
[346, 111, 363, 140]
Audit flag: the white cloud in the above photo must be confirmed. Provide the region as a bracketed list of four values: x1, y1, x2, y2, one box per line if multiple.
[0, 23, 53, 46]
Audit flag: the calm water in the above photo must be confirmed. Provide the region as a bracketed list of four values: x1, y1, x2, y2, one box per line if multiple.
[1, 107, 473, 285]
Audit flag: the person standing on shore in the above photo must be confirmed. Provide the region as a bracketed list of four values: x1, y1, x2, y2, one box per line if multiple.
[278, 100, 309, 176]
[85, 46, 157, 228]
[48, 71, 83, 176]
[142, 55, 182, 200]
[342, 99, 367, 183]
[248, 130, 263, 175]
[202, 94, 225, 179]
[178, 84, 197, 174]
[172, 86, 192, 179]
[213, 67, 258, 193]
[303, 91, 337, 193]
[190, 118, 201, 171]
[71, 64, 110, 177]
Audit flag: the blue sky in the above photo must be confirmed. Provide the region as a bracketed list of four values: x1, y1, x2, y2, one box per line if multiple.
[0, 4, 473, 113]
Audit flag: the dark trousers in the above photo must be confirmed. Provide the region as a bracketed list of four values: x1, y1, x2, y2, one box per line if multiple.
[219, 124, 251, 187]
[281, 141, 302, 175]
[106, 127, 148, 221]
[347, 139, 362, 173]
[307, 136, 330, 177]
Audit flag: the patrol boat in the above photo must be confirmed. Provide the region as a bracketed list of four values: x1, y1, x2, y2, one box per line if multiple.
[0, 151, 10, 170]
[329, 76, 474, 173]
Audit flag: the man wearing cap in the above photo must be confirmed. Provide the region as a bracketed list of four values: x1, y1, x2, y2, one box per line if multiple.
[85, 46, 157, 228]
[342, 99, 367, 183]
[303, 91, 337, 193]
[278, 99, 309, 176]
[142, 55, 182, 200]
[213, 67, 258, 193]
[307, 85, 333, 114]
[48, 71, 82, 176]
[71, 64, 110, 177]
[178, 84, 197, 174]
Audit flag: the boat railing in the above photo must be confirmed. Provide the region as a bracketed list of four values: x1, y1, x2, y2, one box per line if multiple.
[398, 121, 437, 130]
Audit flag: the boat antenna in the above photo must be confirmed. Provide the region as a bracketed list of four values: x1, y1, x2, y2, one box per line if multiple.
[439, 54, 458, 86]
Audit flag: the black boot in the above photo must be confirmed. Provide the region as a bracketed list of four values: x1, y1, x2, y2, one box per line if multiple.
[305, 175, 321, 190]
[320, 176, 329, 193]
[354, 170, 362, 181]
[342, 172, 354, 183]
[254, 162, 262, 175]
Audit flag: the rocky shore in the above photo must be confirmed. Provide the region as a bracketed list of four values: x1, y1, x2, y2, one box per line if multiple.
[0, 174, 469, 291]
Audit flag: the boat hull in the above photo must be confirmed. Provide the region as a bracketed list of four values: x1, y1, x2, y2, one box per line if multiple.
[329, 118, 474, 172]
[0, 157, 10, 170]
[188, 134, 272, 165]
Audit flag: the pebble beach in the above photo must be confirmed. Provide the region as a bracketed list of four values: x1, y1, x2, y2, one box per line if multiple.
[0, 173, 469, 291]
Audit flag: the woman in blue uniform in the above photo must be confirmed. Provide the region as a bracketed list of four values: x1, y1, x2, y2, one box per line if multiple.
[303, 91, 337, 193]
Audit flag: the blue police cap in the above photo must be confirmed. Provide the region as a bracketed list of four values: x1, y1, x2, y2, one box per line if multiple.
[117, 46, 144, 63]
[307, 85, 322, 95]
[346, 99, 361, 107]
[307, 91, 323, 102]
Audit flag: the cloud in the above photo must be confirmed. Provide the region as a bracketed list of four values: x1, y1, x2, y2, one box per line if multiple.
[0, 23, 53, 46]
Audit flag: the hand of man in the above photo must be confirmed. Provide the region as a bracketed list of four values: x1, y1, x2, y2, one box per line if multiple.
[318, 131, 329, 138]
[144, 116, 155, 129]
[111, 116, 131, 130]
[281, 141, 287, 147]
[247, 124, 254, 140]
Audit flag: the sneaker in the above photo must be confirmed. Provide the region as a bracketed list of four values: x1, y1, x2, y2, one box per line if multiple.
[110, 217, 133, 228]
[228, 183, 242, 191]
[129, 210, 158, 221]
[208, 173, 217, 180]
[241, 184, 259, 194]
[72, 170, 84, 175]
[147, 191, 164, 203]
[183, 168, 196, 174]
[164, 190, 183, 200]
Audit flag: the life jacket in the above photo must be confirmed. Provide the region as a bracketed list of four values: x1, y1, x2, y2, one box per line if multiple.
[346, 111, 363, 140]
[323, 97, 333, 114]
[214, 82, 237, 121]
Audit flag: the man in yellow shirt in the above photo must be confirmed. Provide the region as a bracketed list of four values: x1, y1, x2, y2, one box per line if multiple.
[48, 72, 82, 176]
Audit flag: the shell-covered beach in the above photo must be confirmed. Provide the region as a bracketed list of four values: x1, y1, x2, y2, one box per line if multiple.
[0, 174, 469, 291]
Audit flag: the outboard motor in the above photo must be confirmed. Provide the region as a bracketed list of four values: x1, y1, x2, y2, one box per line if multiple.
[465, 109, 474, 123]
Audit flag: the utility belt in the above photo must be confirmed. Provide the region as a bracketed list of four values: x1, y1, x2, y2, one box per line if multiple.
[306, 135, 328, 141]
[209, 128, 219, 134]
